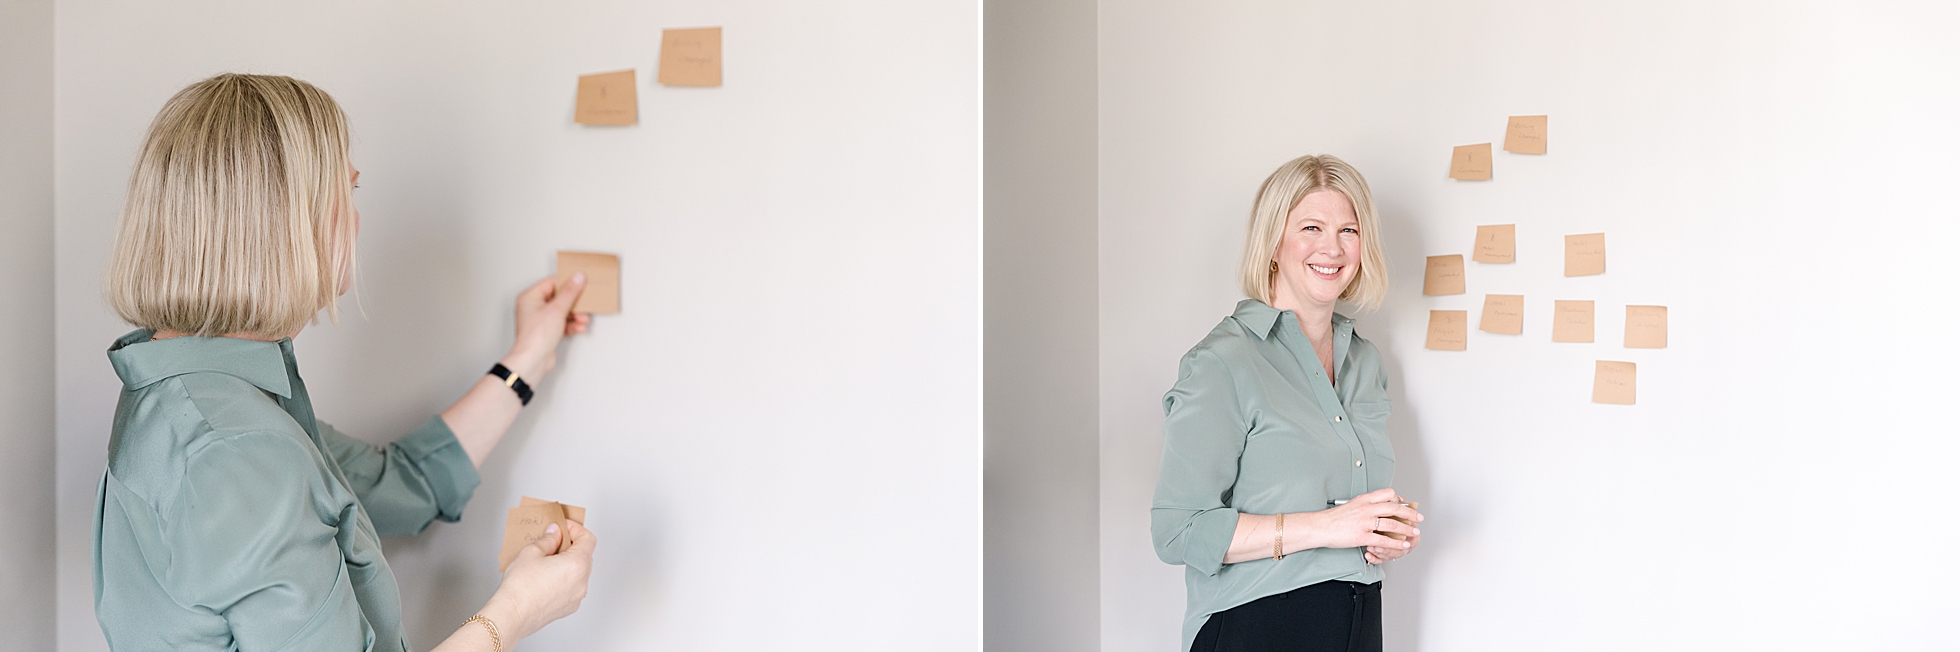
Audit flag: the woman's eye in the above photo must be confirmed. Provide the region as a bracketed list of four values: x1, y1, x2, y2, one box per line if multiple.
[1303, 225, 1319, 231]
[1342, 228, 1357, 233]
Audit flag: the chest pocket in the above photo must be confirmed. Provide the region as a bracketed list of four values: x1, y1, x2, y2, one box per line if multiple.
[1345, 400, 1395, 462]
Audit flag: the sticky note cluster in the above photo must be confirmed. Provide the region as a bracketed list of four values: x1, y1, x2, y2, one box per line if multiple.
[1448, 115, 1547, 181]
[1426, 114, 1675, 405]
[573, 26, 723, 127]
[500, 497, 587, 572]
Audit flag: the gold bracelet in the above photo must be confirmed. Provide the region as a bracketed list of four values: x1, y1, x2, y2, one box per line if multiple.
[464, 614, 502, 652]
[1273, 512, 1285, 560]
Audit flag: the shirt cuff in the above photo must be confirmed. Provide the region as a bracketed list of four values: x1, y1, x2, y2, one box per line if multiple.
[394, 415, 480, 522]
[1184, 507, 1241, 577]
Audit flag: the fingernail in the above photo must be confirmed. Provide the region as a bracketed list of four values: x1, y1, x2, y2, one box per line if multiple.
[572, 273, 586, 283]
[1413, 528, 1421, 536]
[545, 523, 559, 535]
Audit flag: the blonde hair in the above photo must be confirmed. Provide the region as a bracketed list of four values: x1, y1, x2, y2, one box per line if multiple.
[1238, 154, 1388, 310]
[106, 73, 355, 339]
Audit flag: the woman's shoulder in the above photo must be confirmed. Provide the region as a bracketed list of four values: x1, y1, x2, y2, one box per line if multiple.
[109, 373, 317, 500]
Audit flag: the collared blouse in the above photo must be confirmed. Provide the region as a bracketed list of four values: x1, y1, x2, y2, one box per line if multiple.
[93, 330, 480, 651]
[1151, 299, 1396, 652]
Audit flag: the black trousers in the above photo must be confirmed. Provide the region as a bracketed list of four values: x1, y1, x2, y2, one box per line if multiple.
[1190, 581, 1383, 652]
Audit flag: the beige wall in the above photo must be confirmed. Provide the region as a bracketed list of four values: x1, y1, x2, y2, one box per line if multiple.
[52, 2, 978, 650]
[1097, 2, 1960, 650]
[0, 0, 57, 648]
[983, 0, 1101, 650]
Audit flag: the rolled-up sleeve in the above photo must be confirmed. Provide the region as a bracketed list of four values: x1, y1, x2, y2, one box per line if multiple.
[1150, 348, 1246, 577]
[165, 434, 372, 651]
[318, 416, 480, 537]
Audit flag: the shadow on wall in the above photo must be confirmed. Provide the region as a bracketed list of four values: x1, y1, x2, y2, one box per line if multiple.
[1366, 190, 1433, 652]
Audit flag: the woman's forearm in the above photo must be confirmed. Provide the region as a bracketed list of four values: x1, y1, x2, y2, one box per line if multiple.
[1223, 512, 1325, 564]
[440, 372, 525, 469]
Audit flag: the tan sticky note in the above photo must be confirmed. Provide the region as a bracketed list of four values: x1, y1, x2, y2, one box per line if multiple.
[1479, 294, 1524, 335]
[503, 498, 587, 570]
[1472, 224, 1515, 264]
[500, 503, 565, 571]
[659, 27, 723, 87]
[1552, 300, 1594, 343]
[1449, 143, 1492, 180]
[1425, 310, 1468, 351]
[575, 70, 638, 126]
[1423, 255, 1466, 295]
[1625, 305, 1668, 348]
[1593, 360, 1636, 405]
[555, 251, 620, 314]
[1564, 233, 1605, 277]
[1503, 115, 1548, 154]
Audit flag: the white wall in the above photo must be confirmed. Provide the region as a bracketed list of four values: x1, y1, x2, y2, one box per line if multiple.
[1099, 2, 1960, 650]
[982, 0, 1101, 650]
[0, 0, 57, 649]
[54, 2, 978, 650]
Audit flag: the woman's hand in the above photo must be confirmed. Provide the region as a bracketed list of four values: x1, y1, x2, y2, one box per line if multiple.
[499, 274, 591, 383]
[479, 521, 597, 643]
[1301, 488, 1419, 553]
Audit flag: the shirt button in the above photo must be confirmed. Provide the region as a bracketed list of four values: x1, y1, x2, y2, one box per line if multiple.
[1335, 415, 1344, 422]
[1355, 460, 1363, 467]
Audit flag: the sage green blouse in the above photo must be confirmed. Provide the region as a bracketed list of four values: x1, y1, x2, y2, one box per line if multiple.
[1151, 300, 1396, 652]
[93, 330, 481, 651]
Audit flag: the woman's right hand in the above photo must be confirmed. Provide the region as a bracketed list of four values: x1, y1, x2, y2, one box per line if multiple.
[1302, 488, 1419, 550]
[479, 521, 598, 642]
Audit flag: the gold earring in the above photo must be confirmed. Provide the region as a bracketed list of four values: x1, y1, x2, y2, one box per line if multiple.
[1270, 261, 1279, 273]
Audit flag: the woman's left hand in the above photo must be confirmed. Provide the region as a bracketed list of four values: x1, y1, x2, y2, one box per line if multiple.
[500, 274, 590, 382]
[1364, 500, 1421, 564]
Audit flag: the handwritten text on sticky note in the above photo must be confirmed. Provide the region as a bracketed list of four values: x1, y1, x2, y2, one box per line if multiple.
[1449, 143, 1492, 180]
[1504, 115, 1548, 154]
[1593, 360, 1636, 405]
[1625, 305, 1668, 348]
[575, 70, 637, 126]
[1473, 224, 1515, 264]
[1564, 233, 1605, 277]
[1479, 294, 1524, 335]
[1552, 300, 1594, 343]
[1426, 310, 1468, 351]
[1423, 255, 1466, 295]
[659, 27, 723, 87]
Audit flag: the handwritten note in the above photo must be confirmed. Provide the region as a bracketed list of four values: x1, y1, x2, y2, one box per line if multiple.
[1423, 255, 1466, 295]
[499, 497, 588, 572]
[659, 27, 723, 87]
[1552, 300, 1594, 343]
[1426, 310, 1468, 351]
[574, 70, 638, 126]
[1625, 305, 1668, 348]
[556, 251, 621, 314]
[1449, 143, 1492, 180]
[1503, 115, 1548, 154]
[1479, 294, 1524, 335]
[1473, 224, 1516, 263]
[1564, 233, 1605, 277]
[1592, 360, 1636, 405]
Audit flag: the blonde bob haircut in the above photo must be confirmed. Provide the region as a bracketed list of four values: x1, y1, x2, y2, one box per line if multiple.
[1238, 154, 1388, 310]
[106, 73, 356, 339]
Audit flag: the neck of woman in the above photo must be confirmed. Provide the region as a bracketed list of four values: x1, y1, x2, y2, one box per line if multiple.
[1268, 291, 1337, 344]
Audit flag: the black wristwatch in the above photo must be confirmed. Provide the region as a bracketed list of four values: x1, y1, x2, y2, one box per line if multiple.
[488, 363, 534, 406]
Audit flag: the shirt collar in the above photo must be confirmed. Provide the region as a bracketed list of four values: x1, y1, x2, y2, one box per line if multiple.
[1231, 299, 1355, 340]
[107, 329, 295, 398]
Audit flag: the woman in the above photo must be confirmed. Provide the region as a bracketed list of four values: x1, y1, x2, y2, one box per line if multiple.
[1151, 155, 1425, 652]
[94, 73, 596, 651]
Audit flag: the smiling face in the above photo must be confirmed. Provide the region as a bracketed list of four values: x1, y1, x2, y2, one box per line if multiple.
[1270, 190, 1362, 310]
